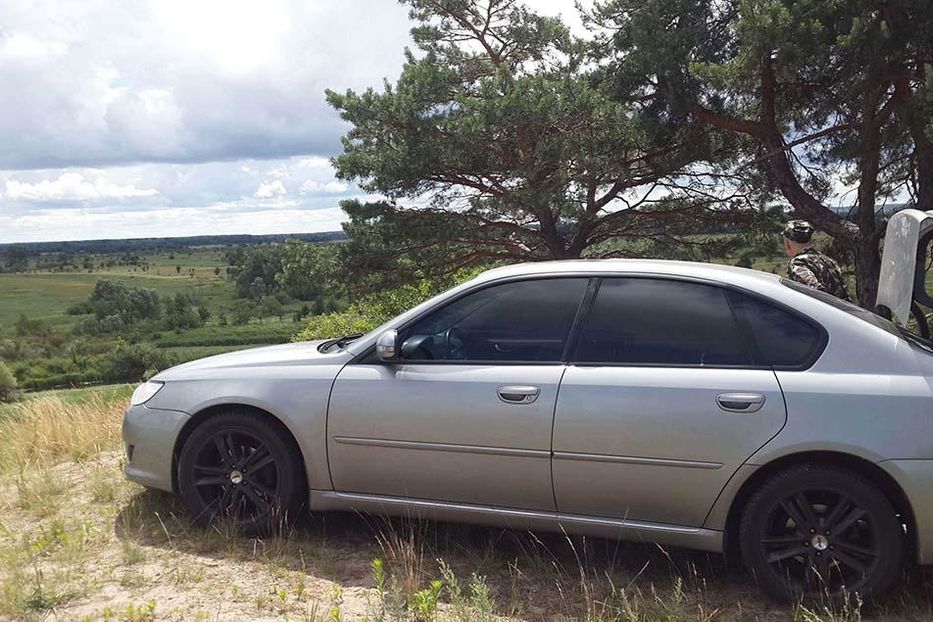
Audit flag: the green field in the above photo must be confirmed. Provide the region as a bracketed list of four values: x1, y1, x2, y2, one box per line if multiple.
[0, 256, 232, 329]
[0, 245, 313, 394]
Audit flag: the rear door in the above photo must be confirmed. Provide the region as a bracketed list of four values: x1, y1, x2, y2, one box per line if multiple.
[328, 277, 590, 510]
[552, 277, 788, 527]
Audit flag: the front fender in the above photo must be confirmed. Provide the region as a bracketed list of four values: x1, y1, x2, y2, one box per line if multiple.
[148, 372, 339, 492]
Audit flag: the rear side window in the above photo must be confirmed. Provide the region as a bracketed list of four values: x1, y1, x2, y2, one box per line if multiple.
[728, 291, 824, 369]
[574, 278, 752, 366]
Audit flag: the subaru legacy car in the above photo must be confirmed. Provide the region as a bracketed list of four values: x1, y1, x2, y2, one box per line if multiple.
[124, 258, 933, 602]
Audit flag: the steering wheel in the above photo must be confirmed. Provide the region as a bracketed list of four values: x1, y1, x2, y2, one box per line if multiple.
[444, 327, 467, 359]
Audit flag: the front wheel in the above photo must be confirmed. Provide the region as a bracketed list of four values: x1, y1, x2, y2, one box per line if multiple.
[177, 410, 305, 533]
[739, 464, 904, 603]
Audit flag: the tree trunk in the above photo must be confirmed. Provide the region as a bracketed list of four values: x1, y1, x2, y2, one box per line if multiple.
[913, 121, 933, 212]
[854, 236, 881, 309]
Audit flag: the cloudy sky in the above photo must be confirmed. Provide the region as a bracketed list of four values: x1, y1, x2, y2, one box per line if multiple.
[0, 0, 581, 243]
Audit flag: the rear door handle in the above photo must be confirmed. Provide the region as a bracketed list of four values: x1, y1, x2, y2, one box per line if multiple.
[716, 392, 765, 413]
[497, 385, 540, 404]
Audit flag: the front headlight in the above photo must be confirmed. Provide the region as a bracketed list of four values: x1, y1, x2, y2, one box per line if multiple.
[130, 381, 164, 407]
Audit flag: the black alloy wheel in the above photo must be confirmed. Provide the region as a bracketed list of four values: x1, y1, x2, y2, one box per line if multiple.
[177, 410, 305, 533]
[740, 465, 904, 603]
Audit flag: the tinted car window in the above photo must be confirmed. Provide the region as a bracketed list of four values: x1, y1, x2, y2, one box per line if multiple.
[575, 278, 751, 366]
[728, 290, 824, 368]
[782, 278, 933, 354]
[400, 278, 589, 362]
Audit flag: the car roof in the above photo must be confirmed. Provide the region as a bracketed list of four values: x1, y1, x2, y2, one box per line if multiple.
[474, 259, 782, 288]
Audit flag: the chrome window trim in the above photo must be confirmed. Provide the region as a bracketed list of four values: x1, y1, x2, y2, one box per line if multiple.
[350, 271, 828, 371]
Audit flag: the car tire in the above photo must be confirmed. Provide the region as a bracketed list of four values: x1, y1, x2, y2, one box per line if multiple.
[177, 410, 306, 534]
[739, 464, 904, 604]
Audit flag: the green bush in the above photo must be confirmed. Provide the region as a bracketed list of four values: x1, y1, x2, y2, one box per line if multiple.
[294, 308, 382, 341]
[294, 271, 480, 342]
[735, 251, 756, 269]
[84, 279, 162, 323]
[0, 360, 16, 402]
[107, 340, 166, 382]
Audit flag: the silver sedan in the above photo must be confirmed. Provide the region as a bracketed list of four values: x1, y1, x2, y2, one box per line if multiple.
[123, 259, 933, 603]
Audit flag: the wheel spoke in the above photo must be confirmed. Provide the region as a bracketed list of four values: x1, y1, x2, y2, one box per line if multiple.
[249, 454, 276, 473]
[829, 506, 867, 535]
[193, 464, 228, 475]
[241, 484, 272, 514]
[223, 434, 237, 464]
[823, 495, 851, 529]
[248, 479, 277, 497]
[243, 446, 274, 471]
[780, 499, 810, 530]
[832, 550, 870, 575]
[762, 534, 803, 547]
[217, 485, 234, 510]
[242, 444, 267, 466]
[795, 492, 819, 527]
[834, 540, 878, 559]
[194, 475, 228, 487]
[767, 544, 811, 564]
[212, 436, 232, 467]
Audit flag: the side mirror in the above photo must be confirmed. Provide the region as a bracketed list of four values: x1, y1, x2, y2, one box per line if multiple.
[375, 329, 398, 361]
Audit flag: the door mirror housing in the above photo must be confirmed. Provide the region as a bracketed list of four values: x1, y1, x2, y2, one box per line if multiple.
[375, 329, 398, 361]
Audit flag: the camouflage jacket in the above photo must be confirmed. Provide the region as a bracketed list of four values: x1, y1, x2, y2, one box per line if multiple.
[787, 247, 851, 301]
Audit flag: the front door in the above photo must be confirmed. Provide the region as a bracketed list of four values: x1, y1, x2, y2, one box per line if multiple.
[552, 277, 790, 526]
[328, 277, 590, 510]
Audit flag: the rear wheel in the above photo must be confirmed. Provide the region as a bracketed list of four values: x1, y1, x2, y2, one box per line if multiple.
[739, 464, 904, 603]
[177, 410, 305, 533]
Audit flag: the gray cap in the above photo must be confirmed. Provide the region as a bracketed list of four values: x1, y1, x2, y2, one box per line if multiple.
[783, 220, 814, 243]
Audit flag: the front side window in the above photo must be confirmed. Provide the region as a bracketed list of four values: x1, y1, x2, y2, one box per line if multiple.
[575, 278, 752, 366]
[399, 278, 589, 362]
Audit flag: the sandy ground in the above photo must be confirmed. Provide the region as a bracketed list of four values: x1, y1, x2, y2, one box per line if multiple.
[2, 452, 932, 621]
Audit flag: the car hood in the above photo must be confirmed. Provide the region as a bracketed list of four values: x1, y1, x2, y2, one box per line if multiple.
[152, 340, 354, 381]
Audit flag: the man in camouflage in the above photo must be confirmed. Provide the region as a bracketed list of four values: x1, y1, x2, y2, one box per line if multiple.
[783, 220, 851, 301]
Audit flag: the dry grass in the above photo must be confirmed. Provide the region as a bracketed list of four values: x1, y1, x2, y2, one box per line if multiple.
[0, 395, 125, 473]
[1, 391, 933, 620]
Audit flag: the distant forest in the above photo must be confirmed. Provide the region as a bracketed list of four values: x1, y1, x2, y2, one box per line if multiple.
[0, 231, 345, 256]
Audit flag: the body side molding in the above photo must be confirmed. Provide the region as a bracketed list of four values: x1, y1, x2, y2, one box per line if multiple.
[309, 490, 724, 553]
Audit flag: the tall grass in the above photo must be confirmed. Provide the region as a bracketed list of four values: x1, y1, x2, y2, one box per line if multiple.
[0, 395, 125, 472]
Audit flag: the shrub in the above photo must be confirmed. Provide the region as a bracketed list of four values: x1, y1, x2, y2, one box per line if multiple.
[164, 293, 204, 330]
[0, 360, 17, 402]
[295, 308, 382, 341]
[735, 251, 756, 269]
[99, 314, 127, 333]
[231, 300, 254, 325]
[86, 279, 162, 322]
[294, 271, 480, 341]
[107, 340, 166, 383]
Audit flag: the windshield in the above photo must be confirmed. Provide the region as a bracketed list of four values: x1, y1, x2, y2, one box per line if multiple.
[782, 279, 933, 351]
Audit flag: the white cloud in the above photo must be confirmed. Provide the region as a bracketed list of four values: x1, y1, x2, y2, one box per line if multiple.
[0, 205, 350, 244]
[5, 172, 158, 201]
[0, 0, 415, 170]
[0, 33, 68, 60]
[254, 179, 287, 199]
[0, 155, 367, 241]
[299, 180, 347, 194]
[0, 0, 585, 242]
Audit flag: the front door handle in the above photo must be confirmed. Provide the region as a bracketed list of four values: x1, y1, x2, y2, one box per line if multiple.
[717, 392, 765, 413]
[497, 385, 540, 404]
